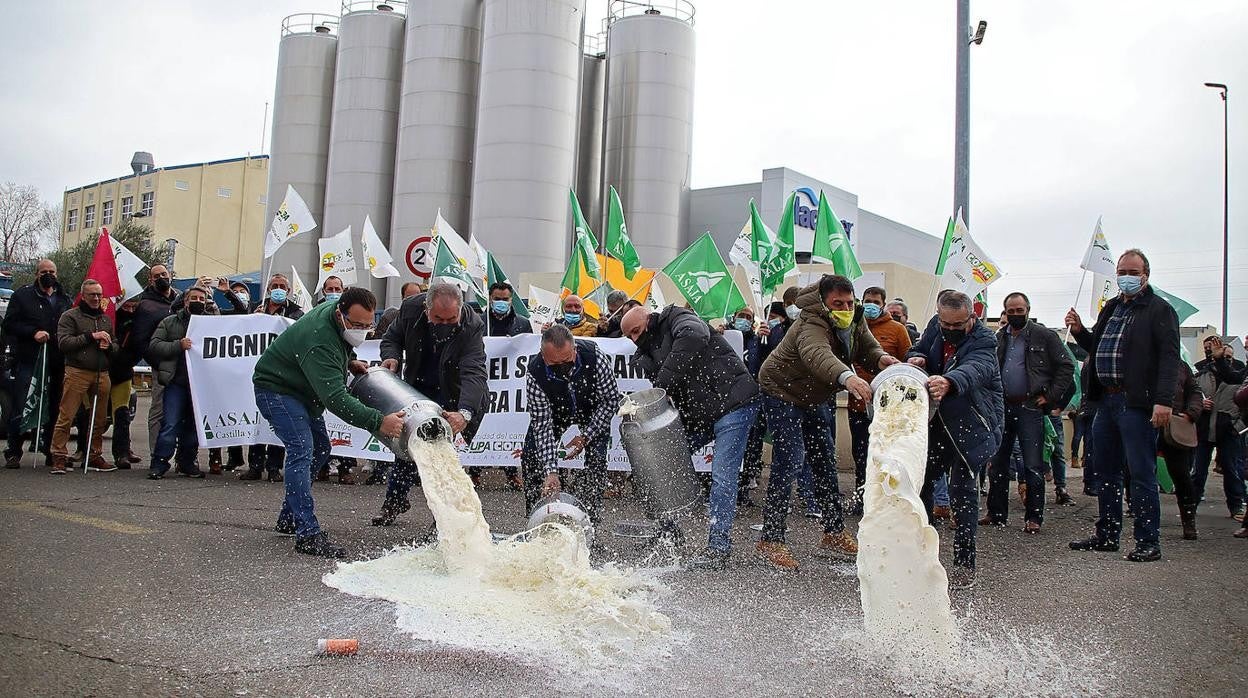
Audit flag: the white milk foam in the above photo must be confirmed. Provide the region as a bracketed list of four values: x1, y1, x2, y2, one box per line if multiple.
[857, 371, 960, 659]
[324, 438, 673, 669]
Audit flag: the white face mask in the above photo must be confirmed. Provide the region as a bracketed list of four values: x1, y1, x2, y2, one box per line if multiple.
[785, 304, 800, 320]
[341, 328, 369, 347]
[235, 292, 250, 305]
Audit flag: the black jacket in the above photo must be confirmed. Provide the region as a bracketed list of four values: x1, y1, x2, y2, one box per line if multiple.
[631, 306, 759, 433]
[119, 285, 176, 369]
[1073, 285, 1181, 410]
[995, 320, 1075, 406]
[380, 293, 489, 444]
[254, 299, 304, 320]
[482, 309, 532, 337]
[2, 282, 73, 364]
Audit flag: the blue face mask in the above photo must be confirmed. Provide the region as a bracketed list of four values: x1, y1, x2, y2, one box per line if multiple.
[733, 317, 753, 333]
[491, 300, 510, 315]
[1117, 275, 1143, 296]
[324, 292, 341, 304]
[767, 318, 783, 329]
[564, 312, 581, 325]
[862, 302, 883, 320]
[269, 288, 288, 304]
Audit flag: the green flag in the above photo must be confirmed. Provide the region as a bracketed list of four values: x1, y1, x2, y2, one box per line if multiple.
[810, 191, 862, 279]
[569, 189, 602, 281]
[486, 252, 530, 319]
[433, 237, 484, 302]
[934, 216, 956, 275]
[1042, 413, 1059, 465]
[1152, 286, 1199, 325]
[759, 192, 796, 294]
[19, 345, 50, 434]
[605, 186, 642, 280]
[662, 232, 747, 320]
[748, 199, 774, 265]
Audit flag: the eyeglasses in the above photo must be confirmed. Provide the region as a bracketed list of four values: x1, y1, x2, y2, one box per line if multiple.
[341, 316, 374, 331]
[83, 293, 104, 298]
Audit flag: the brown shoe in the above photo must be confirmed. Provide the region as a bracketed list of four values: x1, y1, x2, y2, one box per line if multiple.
[126, 452, 142, 464]
[932, 505, 952, 521]
[316, 465, 330, 482]
[507, 472, 524, 491]
[1024, 520, 1042, 534]
[1234, 527, 1248, 539]
[209, 460, 223, 475]
[814, 530, 859, 559]
[470, 471, 482, 489]
[87, 456, 117, 472]
[338, 471, 356, 485]
[755, 541, 800, 570]
[50, 456, 68, 475]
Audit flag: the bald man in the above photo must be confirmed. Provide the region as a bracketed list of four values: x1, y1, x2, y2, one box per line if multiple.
[558, 295, 597, 337]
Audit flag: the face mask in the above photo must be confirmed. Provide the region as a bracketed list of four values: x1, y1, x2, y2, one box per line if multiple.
[862, 303, 883, 320]
[1117, 274, 1143, 296]
[491, 300, 510, 315]
[38, 273, 56, 289]
[1007, 314, 1027, 330]
[767, 318, 783, 329]
[733, 318, 753, 333]
[324, 292, 341, 304]
[941, 327, 968, 346]
[785, 304, 800, 320]
[564, 312, 581, 325]
[890, 314, 904, 324]
[550, 362, 575, 379]
[269, 288, 288, 304]
[430, 323, 457, 343]
[235, 292, 250, 305]
[187, 301, 206, 315]
[828, 309, 854, 329]
[154, 278, 171, 293]
[340, 328, 369, 347]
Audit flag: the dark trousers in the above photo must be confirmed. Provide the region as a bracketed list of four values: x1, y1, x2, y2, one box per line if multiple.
[921, 424, 981, 568]
[987, 402, 1047, 525]
[520, 427, 610, 525]
[1091, 393, 1160, 547]
[1158, 439, 1198, 520]
[1191, 422, 1247, 515]
[111, 399, 132, 461]
[247, 444, 285, 476]
[848, 408, 871, 492]
[1048, 413, 1067, 488]
[760, 396, 845, 543]
[741, 412, 767, 485]
[227, 445, 245, 467]
[1071, 414, 1088, 460]
[5, 356, 64, 458]
[1081, 408, 1099, 494]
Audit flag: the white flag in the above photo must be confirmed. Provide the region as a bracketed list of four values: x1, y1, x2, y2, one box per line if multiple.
[317, 226, 358, 288]
[108, 234, 147, 301]
[264, 185, 318, 258]
[360, 215, 400, 279]
[1090, 273, 1115, 319]
[289, 266, 314, 312]
[527, 285, 562, 332]
[467, 234, 490, 290]
[1079, 217, 1116, 278]
[938, 212, 1006, 296]
[728, 219, 764, 313]
[432, 210, 481, 289]
[645, 276, 667, 312]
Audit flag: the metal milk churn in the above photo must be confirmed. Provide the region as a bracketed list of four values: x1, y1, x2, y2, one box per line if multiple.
[618, 388, 702, 520]
[348, 367, 451, 460]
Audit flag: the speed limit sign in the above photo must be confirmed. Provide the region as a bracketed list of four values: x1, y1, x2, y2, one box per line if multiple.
[406, 235, 433, 280]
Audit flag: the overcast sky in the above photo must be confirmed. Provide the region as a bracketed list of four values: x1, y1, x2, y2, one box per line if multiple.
[2, 1, 1244, 332]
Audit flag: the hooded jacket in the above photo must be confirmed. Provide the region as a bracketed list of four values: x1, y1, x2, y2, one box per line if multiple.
[631, 305, 758, 433]
[758, 282, 885, 409]
[907, 316, 1004, 468]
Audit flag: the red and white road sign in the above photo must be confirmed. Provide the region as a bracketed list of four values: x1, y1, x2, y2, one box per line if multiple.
[406, 235, 433, 280]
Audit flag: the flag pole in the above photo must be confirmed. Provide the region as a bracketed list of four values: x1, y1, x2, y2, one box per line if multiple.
[33, 344, 46, 466]
[1064, 269, 1089, 343]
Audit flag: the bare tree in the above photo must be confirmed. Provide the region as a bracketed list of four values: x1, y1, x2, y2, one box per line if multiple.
[0, 182, 60, 262]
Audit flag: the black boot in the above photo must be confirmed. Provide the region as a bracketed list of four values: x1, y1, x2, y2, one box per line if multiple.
[1181, 512, 1198, 540]
[371, 498, 411, 527]
[295, 532, 345, 559]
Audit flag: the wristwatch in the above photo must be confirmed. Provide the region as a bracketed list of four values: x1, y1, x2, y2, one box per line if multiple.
[458, 409, 474, 423]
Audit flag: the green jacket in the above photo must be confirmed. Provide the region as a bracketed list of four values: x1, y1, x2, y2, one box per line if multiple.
[252, 301, 383, 432]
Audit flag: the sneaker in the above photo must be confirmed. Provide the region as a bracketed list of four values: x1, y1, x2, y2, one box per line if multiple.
[755, 541, 800, 570]
[932, 505, 952, 521]
[1125, 544, 1161, 562]
[5, 455, 20, 469]
[238, 469, 263, 481]
[146, 471, 166, 480]
[179, 467, 206, 479]
[1234, 527, 1248, 539]
[948, 566, 976, 590]
[87, 457, 117, 472]
[295, 532, 346, 559]
[50, 456, 67, 475]
[275, 520, 296, 536]
[685, 547, 729, 571]
[814, 530, 859, 559]
[1069, 536, 1119, 552]
[1231, 507, 1246, 522]
[268, 471, 284, 483]
[1024, 520, 1042, 534]
[803, 502, 822, 519]
[1054, 488, 1075, 506]
[371, 498, 411, 527]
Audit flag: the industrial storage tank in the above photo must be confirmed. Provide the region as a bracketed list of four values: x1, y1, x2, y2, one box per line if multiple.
[574, 36, 606, 231]
[602, 1, 696, 264]
[321, 1, 406, 298]
[265, 14, 338, 286]
[469, 0, 587, 276]
[388, 0, 483, 306]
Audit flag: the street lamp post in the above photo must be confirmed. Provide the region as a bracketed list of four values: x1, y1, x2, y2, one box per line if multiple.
[954, 1, 986, 225]
[1205, 81, 1229, 336]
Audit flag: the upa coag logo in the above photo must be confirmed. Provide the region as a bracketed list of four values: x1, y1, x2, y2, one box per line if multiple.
[793, 187, 854, 239]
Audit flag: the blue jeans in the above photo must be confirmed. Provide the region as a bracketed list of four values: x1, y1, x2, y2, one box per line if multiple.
[255, 388, 331, 539]
[933, 475, 950, 507]
[1191, 421, 1246, 514]
[987, 402, 1047, 525]
[151, 382, 199, 472]
[1091, 392, 1160, 547]
[760, 395, 845, 543]
[687, 399, 760, 553]
[1048, 414, 1067, 488]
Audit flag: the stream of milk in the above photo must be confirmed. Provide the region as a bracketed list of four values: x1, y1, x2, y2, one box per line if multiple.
[323, 437, 673, 668]
[856, 371, 960, 658]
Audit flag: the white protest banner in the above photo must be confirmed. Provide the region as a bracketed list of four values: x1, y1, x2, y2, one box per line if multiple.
[186, 315, 393, 461]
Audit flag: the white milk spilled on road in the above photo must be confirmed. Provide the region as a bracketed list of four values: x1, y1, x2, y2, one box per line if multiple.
[856, 372, 960, 659]
[324, 437, 673, 670]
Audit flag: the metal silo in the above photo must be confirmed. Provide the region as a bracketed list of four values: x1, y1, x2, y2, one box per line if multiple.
[574, 38, 606, 231]
[321, 1, 406, 298]
[603, 1, 696, 264]
[469, 0, 586, 276]
[266, 14, 338, 285]
[388, 0, 483, 306]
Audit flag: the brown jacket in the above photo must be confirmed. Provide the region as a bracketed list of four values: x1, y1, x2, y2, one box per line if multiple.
[849, 315, 913, 411]
[758, 283, 885, 408]
[57, 304, 118, 371]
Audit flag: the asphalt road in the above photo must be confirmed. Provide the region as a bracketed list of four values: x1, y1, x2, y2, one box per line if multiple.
[1, 397, 1245, 697]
